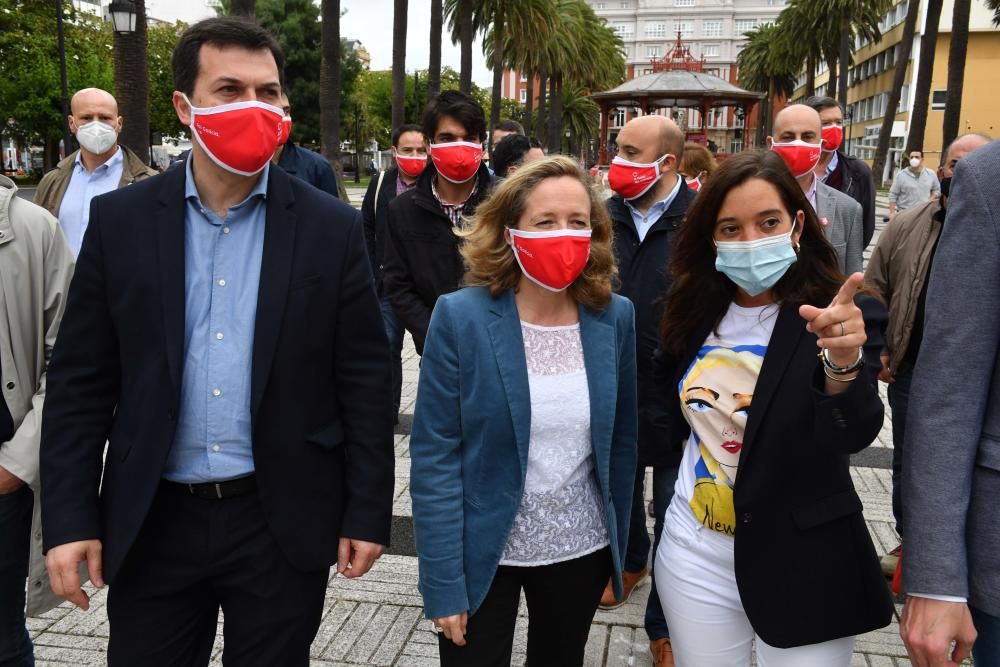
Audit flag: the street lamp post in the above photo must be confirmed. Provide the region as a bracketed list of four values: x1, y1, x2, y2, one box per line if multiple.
[845, 110, 854, 155]
[107, 0, 151, 165]
[55, 0, 72, 159]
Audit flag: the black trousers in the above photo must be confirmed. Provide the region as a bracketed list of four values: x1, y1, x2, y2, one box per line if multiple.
[107, 482, 327, 667]
[438, 547, 612, 667]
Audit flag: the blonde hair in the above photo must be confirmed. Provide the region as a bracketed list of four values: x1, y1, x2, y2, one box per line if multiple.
[680, 142, 718, 181]
[460, 156, 617, 312]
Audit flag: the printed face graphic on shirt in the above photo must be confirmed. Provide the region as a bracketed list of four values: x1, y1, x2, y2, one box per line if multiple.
[681, 344, 765, 535]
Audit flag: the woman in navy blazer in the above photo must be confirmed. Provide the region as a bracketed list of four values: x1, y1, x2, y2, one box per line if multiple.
[410, 156, 638, 665]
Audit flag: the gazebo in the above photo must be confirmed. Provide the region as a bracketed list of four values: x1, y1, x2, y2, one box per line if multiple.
[591, 33, 765, 164]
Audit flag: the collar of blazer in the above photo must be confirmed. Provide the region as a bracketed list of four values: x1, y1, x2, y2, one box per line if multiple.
[154, 163, 298, 419]
[485, 289, 618, 488]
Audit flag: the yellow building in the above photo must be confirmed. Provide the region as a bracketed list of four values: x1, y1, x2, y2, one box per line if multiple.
[791, 0, 1000, 184]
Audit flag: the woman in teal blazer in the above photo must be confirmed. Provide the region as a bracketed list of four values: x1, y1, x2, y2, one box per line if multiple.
[410, 156, 638, 666]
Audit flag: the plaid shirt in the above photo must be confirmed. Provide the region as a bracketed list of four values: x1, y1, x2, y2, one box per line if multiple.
[431, 178, 478, 227]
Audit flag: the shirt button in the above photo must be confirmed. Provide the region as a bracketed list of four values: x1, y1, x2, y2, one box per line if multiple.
[223, 227, 231, 234]
[218, 279, 226, 287]
[211, 443, 220, 453]
[212, 388, 221, 397]
[215, 332, 224, 340]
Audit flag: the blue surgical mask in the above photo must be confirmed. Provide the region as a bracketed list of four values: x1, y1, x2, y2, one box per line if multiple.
[715, 227, 798, 296]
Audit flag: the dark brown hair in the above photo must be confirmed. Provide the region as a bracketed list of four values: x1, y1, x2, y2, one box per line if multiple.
[658, 150, 844, 358]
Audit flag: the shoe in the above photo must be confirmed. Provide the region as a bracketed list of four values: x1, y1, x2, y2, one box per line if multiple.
[598, 567, 648, 610]
[880, 543, 902, 577]
[650, 638, 675, 667]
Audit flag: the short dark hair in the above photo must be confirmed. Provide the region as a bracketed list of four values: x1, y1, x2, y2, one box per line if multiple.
[392, 123, 424, 147]
[494, 119, 525, 135]
[528, 137, 543, 149]
[803, 96, 842, 114]
[172, 16, 285, 98]
[422, 90, 486, 143]
[909, 149, 923, 157]
[491, 134, 532, 176]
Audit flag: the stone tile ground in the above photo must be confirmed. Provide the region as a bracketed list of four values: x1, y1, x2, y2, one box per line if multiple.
[28, 192, 955, 665]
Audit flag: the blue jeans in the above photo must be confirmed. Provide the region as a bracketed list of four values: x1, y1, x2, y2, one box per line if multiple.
[379, 295, 404, 415]
[624, 465, 678, 642]
[887, 362, 913, 537]
[972, 605, 1000, 666]
[0, 484, 34, 667]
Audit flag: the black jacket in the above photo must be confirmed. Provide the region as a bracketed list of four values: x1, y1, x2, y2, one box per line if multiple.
[647, 297, 894, 648]
[828, 152, 876, 248]
[362, 167, 404, 294]
[276, 142, 340, 199]
[40, 165, 395, 584]
[381, 163, 493, 354]
[607, 182, 696, 466]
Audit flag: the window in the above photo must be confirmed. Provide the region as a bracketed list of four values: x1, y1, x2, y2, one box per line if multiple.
[646, 22, 666, 38]
[675, 0, 695, 6]
[520, 89, 527, 103]
[730, 137, 743, 153]
[612, 22, 634, 38]
[673, 20, 693, 37]
[647, 46, 661, 58]
[703, 20, 722, 37]
[735, 18, 756, 33]
[620, 0, 630, 7]
[703, 44, 720, 57]
[642, 68, 653, 75]
[596, 2, 606, 7]
[520, 72, 527, 83]
[613, 108, 626, 126]
[931, 90, 947, 110]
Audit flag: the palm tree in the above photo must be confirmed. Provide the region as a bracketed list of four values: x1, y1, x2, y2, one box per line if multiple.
[392, 0, 407, 128]
[561, 85, 600, 158]
[320, 0, 345, 198]
[229, 0, 254, 16]
[777, 2, 822, 97]
[458, 0, 473, 93]
[737, 23, 798, 144]
[428, 0, 442, 98]
[988, 0, 1000, 24]
[941, 0, 971, 152]
[872, 0, 920, 185]
[906, 0, 943, 155]
[114, 0, 150, 164]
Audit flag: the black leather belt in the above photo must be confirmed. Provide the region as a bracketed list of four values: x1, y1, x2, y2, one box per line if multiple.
[163, 474, 257, 500]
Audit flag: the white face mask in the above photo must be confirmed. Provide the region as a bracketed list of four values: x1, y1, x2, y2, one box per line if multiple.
[909, 157, 922, 169]
[76, 120, 119, 155]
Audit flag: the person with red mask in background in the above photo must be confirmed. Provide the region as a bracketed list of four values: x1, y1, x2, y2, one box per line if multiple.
[271, 90, 340, 198]
[382, 91, 494, 355]
[39, 17, 394, 666]
[803, 97, 876, 249]
[768, 104, 863, 275]
[362, 123, 427, 424]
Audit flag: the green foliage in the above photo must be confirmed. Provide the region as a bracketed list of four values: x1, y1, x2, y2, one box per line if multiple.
[987, 0, 1000, 25]
[147, 22, 187, 137]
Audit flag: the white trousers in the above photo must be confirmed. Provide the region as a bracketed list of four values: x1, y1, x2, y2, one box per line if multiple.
[654, 503, 855, 667]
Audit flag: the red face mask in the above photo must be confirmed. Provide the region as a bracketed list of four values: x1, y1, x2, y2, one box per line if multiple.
[607, 154, 669, 200]
[685, 176, 702, 192]
[396, 153, 427, 178]
[277, 116, 292, 146]
[771, 140, 823, 178]
[508, 228, 592, 292]
[821, 124, 843, 152]
[429, 141, 483, 183]
[184, 94, 284, 176]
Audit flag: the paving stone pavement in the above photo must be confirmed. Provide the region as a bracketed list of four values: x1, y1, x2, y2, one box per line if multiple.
[28, 195, 954, 665]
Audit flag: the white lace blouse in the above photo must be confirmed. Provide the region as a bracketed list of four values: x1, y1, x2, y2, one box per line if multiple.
[499, 322, 610, 566]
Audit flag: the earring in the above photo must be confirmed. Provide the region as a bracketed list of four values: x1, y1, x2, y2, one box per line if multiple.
[794, 241, 801, 252]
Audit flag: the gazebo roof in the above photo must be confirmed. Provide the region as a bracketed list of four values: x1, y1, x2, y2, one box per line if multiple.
[591, 70, 764, 109]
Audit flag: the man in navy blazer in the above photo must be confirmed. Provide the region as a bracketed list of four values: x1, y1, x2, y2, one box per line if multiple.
[39, 17, 393, 666]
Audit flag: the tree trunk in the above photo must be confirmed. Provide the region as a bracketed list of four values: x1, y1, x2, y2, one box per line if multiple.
[427, 0, 442, 98]
[523, 72, 536, 135]
[392, 0, 408, 129]
[873, 0, 921, 184]
[827, 55, 839, 101]
[941, 0, 971, 154]
[838, 23, 850, 109]
[806, 51, 816, 97]
[548, 75, 563, 151]
[906, 0, 943, 155]
[320, 0, 347, 200]
[114, 0, 150, 165]
[488, 6, 505, 152]
[229, 0, 254, 16]
[459, 0, 473, 94]
[537, 71, 548, 149]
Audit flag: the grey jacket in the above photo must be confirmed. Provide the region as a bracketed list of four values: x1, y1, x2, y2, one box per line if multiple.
[902, 139, 1000, 616]
[815, 180, 864, 275]
[0, 175, 75, 615]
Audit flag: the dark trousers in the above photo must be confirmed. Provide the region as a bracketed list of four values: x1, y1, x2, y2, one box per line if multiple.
[644, 465, 679, 642]
[379, 295, 404, 415]
[438, 547, 611, 666]
[887, 362, 913, 537]
[0, 485, 34, 667]
[107, 482, 327, 667]
[972, 605, 1000, 666]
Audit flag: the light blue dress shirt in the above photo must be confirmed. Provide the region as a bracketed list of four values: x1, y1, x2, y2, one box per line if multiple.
[163, 158, 268, 483]
[623, 175, 682, 242]
[57, 148, 124, 258]
[822, 151, 840, 183]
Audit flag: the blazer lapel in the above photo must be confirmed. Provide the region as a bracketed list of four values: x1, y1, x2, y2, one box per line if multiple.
[154, 167, 188, 395]
[741, 304, 806, 462]
[579, 307, 618, 486]
[487, 291, 531, 476]
[250, 169, 297, 418]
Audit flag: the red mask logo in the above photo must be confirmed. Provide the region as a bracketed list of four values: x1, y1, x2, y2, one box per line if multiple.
[607, 154, 669, 200]
[508, 229, 592, 292]
[277, 116, 292, 147]
[821, 125, 843, 152]
[429, 141, 483, 183]
[184, 94, 284, 176]
[771, 140, 823, 178]
[396, 153, 427, 178]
